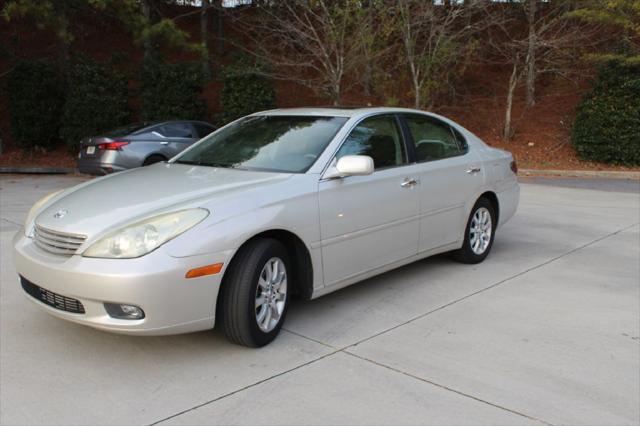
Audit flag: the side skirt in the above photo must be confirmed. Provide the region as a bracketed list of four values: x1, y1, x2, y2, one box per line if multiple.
[310, 241, 462, 300]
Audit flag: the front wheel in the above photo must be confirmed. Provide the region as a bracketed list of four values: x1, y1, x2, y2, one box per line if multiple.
[219, 238, 291, 347]
[452, 197, 496, 264]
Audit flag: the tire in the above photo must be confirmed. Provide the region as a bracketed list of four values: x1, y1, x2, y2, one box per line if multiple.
[142, 155, 166, 166]
[219, 238, 291, 347]
[452, 197, 496, 264]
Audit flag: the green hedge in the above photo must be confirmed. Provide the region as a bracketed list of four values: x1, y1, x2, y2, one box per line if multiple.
[5, 60, 65, 150]
[59, 56, 129, 150]
[140, 58, 208, 121]
[220, 70, 276, 125]
[572, 61, 640, 166]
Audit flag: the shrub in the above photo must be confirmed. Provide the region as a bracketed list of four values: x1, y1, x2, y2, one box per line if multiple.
[59, 56, 129, 150]
[571, 61, 640, 166]
[5, 60, 65, 150]
[219, 67, 276, 125]
[140, 58, 208, 121]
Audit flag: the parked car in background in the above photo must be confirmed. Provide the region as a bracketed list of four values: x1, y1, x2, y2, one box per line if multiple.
[16, 107, 519, 347]
[77, 120, 216, 175]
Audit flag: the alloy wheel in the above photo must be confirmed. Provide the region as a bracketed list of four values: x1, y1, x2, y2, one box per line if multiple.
[469, 207, 492, 255]
[255, 257, 287, 333]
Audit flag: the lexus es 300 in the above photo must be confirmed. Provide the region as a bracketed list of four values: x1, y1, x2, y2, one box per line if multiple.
[14, 108, 519, 347]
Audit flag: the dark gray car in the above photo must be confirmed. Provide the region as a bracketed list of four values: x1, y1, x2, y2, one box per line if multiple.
[77, 121, 216, 175]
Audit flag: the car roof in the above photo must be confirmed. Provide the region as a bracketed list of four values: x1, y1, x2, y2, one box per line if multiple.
[253, 107, 432, 118]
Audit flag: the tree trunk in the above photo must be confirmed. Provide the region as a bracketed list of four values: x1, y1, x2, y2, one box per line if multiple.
[363, 60, 372, 97]
[141, 0, 154, 61]
[525, 0, 537, 107]
[201, 0, 210, 76]
[332, 81, 341, 106]
[504, 61, 519, 141]
[362, 0, 373, 97]
[412, 74, 421, 109]
[215, 1, 224, 55]
[53, 1, 70, 70]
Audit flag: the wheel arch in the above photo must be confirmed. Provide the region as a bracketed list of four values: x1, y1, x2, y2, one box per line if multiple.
[142, 153, 168, 166]
[219, 229, 314, 307]
[479, 190, 500, 225]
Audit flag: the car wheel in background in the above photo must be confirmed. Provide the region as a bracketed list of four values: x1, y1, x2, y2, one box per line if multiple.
[219, 238, 291, 347]
[452, 197, 496, 264]
[142, 155, 166, 166]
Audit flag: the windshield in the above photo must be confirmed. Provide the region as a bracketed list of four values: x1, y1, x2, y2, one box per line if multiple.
[173, 115, 348, 173]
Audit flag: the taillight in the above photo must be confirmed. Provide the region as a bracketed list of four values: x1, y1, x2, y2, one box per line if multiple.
[98, 141, 129, 151]
[510, 159, 518, 175]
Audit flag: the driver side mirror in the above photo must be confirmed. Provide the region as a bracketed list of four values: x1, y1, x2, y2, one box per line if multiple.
[324, 155, 374, 180]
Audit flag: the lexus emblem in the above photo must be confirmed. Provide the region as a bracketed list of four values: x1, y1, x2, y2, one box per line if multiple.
[53, 209, 68, 219]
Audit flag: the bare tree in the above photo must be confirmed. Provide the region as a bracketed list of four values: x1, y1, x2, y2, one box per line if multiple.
[231, 0, 372, 105]
[504, 53, 526, 141]
[200, 0, 211, 75]
[522, 0, 600, 107]
[395, 0, 484, 109]
[525, 0, 537, 106]
[141, 0, 155, 61]
[487, 0, 599, 140]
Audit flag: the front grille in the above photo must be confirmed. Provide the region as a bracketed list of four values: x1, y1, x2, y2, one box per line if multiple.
[20, 277, 85, 314]
[33, 224, 86, 256]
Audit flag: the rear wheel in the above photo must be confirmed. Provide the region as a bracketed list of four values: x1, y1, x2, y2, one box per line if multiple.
[219, 238, 290, 347]
[452, 197, 496, 264]
[142, 155, 166, 166]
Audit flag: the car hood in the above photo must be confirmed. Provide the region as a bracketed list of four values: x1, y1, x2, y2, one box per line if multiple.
[35, 163, 293, 237]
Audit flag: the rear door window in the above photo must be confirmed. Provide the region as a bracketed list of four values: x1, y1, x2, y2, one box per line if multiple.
[157, 123, 194, 138]
[403, 114, 464, 162]
[193, 123, 216, 138]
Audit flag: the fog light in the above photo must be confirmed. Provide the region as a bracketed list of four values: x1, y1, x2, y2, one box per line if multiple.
[104, 303, 145, 320]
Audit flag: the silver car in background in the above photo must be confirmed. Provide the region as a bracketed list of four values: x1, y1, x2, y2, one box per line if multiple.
[15, 107, 519, 348]
[77, 120, 216, 175]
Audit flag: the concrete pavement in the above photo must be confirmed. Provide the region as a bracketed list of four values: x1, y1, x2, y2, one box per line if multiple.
[1, 175, 638, 425]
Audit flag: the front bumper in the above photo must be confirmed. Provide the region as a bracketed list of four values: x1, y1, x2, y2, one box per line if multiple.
[13, 231, 234, 335]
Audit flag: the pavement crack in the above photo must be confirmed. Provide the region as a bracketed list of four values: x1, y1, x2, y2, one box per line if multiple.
[1, 218, 21, 226]
[150, 222, 637, 425]
[343, 350, 555, 426]
[277, 330, 556, 425]
[281, 327, 338, 350]
[149, 348, 342, 425]
[345, 222, 639, 350]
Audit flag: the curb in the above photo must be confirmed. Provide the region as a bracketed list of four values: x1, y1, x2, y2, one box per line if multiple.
[520, 169, 640, 180]
[0, 167, 76, 174]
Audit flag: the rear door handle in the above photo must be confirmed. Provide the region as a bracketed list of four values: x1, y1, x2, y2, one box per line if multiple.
[160, 141, 169, 145]
[466, 166, 481, 174]
[401, 178, 419, 188]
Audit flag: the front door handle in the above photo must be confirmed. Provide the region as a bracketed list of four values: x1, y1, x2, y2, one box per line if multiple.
[401, 178, 419, 188]
[466, 166, 481, 174]
[160, 141, 169, 145]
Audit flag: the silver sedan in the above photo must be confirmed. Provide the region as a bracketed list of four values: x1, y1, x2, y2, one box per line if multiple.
[14, 107, 519, 347]
[77, 120, 216, 175]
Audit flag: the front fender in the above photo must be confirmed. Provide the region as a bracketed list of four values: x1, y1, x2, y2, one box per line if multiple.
[164, 191, 320, 259]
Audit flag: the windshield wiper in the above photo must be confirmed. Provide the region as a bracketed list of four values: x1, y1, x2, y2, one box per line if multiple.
[206, 162, 232, 168]
[174, 160, 231, 168]
[174, 160, 202, 166]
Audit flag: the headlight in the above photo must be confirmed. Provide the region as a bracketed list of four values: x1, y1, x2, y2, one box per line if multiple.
[83, 209, 209, 259]
[24, 189, 64, 233]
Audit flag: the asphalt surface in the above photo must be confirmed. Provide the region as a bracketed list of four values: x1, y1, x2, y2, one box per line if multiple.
[1, 175, 639, 426]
